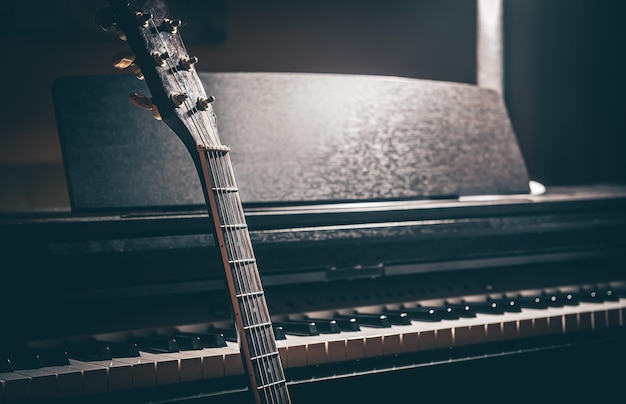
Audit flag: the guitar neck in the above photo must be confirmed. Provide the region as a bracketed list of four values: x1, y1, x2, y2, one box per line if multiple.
[197, 145, 291, 404]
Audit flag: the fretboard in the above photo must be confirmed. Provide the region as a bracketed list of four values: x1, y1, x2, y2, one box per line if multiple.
[198, 144, 291, 404]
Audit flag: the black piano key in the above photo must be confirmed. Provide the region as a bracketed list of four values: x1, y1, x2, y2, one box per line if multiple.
[553, 291, 579, 306]
[157, 334, 203, 350]
[576, 287, 607, 303]
[66, 341, 113, 361]
[399, 305, 455, 322]
[445, 302, 476, 318]
[378, 310, 413, 325]
[2, 346, 43, 370]
[131, 335, 179, 353]
[33, 347, 70, 366]
[301, 318, 341, 334]
[496, 296, 522, 312]
[462, 300, 501, 315]
[177, 331, 228, 347]
[95, 340, 140, 358]
[273, 320, 320, 336]
[335, 313, 390, 328]
[515, 295, 550, 310]
[307, 316, 361, 334]
[596, 285, 622, 301]
[610, 285, 626, 299]
[273, 325, 286, 340]
[540, 292, 571, 308]
[0, 356, 12, 372]
[210, 327, 238, 342]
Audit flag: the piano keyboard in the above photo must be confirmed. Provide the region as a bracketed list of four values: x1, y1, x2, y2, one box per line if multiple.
[2, 283, 625, 403]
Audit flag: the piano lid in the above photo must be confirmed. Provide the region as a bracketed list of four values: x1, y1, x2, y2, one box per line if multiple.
[52, 72, 530, 213]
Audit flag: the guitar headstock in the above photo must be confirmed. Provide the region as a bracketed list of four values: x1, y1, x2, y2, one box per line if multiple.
[100, 0, 220, 150]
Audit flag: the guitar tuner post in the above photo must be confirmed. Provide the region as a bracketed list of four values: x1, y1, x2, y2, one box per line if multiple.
[161, 18, 182, 33]
[170, 92, 188, 107]
[152, 51, 169, 66]
[196, 96, 215, 111]
[134, 11, 152, 27]
[180, 56, 199, 70]
[95, 7, 116, 31]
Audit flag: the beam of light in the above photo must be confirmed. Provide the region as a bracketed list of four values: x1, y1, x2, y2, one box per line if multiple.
[477, 0, 503, 94]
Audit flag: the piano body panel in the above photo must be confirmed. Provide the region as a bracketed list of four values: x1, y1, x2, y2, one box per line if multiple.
[2, 186, 626, 338]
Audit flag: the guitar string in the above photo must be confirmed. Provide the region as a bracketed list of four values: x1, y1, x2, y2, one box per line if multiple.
[148, 16, 285, 403]
[144, 20, 269, 400]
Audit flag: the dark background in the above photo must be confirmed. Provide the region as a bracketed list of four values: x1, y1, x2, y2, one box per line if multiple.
[0, 0, 624, 211]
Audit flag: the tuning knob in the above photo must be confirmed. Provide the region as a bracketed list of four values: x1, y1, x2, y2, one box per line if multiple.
[180, 56, 198, 70]
[170, 93, 188, 107]
[95, 8, 116, 31]
[111, 52, 136, 69]
[196, 96, 215, 110]
[152, 52, 170, 66]
[129, 64, 144, 80]
[162, 18, 182, 34]
[95, 8, 126, 40]
[135, 11, 153, 27]
[128, 92, 162, 120]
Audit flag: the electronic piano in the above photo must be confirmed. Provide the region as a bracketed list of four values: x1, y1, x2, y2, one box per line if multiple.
[2, 72, 626, 403]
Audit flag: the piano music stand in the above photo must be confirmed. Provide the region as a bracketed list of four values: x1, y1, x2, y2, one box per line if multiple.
[53, 72, 530, 213]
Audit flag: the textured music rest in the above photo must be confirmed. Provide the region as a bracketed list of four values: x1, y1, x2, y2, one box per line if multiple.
[53, 72, 530, 212]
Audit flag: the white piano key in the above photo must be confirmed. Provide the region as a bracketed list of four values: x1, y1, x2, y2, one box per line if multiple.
[11, 369, 56, 402]
[113, 356, 156, 388]
[401, 330, 419, 353]
[135, 351, 202, 384]
[0, 372, 31, 403]
[87, 359, 133, 392]
[162, 351, 203, 382]
[359, 325, 409, 358]
[1, 294, 622, 404]
[132, 352, 179, 385]
[66, 359, 108, 395]
[305, 339, 328, 366]
[199, 348, 226, 379]
[276, 335, 314, 368]
[221, 342, 244, 377]
[327, 339, 347, 363]
[40, 364, 83, 398]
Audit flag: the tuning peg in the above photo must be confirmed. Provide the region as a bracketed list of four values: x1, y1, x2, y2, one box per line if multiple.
[111, 52, 136, 69]
[95, 8, 126, 41]
[95, 8, 116, 31]
[161, 18, 182, 34]
[129, 92, 161, 120]
[152, 52, 170, 66]
[170, 93, 188, 107]
[135, 11, 153, 27]
[129, 64, 144, 80]
[196, 96, 215, 110]
[180, 56, 198, 70]
[129, 92, 153, 109]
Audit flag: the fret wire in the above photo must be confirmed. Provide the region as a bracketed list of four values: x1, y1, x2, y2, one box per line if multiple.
[205, 147, 284, 403]
[208, 151, 265, 371]
[220, 153, 260, 298]
[207, 150, 255, 356]
[212, 151, 250, 297]
[253, 327, 272, 399]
